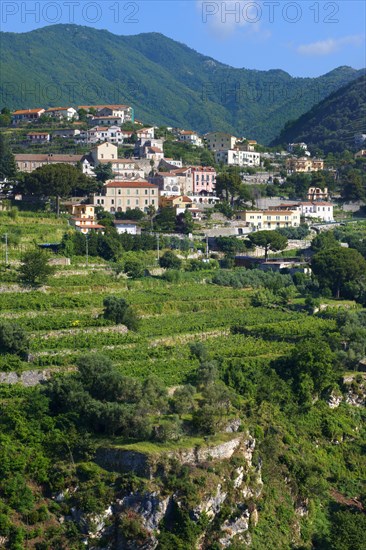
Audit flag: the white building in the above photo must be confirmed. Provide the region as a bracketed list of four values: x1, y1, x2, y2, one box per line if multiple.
[279, 201, 334, 222]
[98, 159, 145, 180]
[178, 130, 203, 147]
[113, 220, 141, 235]
[148, 172, 181, 196]
[160, 158, 183, 168]
[288, 142, 310, 156]
[299, 202, 334, 222]
[205, 132, 237, 151]
[79, 104, 134, 124]
[78, 126, 125, 145]
[215, 149, 260, 167]
[44, 107, 78, 120]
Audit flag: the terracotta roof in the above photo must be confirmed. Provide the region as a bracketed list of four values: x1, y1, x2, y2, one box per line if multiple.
[92, 116, 124, 120]
[169, 168, 191, 175]
[89, 126, 112, 131]
[104, 181, 158, 189]
[79, 105, 130, 110]
[15, 154, 82, 162]
[205, 132, 235, 138]
[163, 195, 192, 203]
[263, 210, 298, 215]
[45, 107, 74, 112]
[180, 130, 196, 135]
[75, 223, 104, 229]
[190, 166, 216, 172]
[98, 159, 137, 165]
[27, 132, 50, 136]
[13, 108, 44, 115]
[298, 202, 332, 206]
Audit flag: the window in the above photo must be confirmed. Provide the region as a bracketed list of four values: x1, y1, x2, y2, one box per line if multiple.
[136, 199, 139, 205]
[145, 189, 148, 195]
[152, 200, 155, 205]
[118, 189, 121, 195]
[151, 190, 155, 195]
[267, 216, 271, 220]
[111, 200, 114, 205]
[136, 190, 139, 195]
[127, 189, 130, 195]
[127, 199, 130, 205]
[145, 199, 148, 205]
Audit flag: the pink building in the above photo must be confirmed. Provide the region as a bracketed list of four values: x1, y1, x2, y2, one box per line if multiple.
[190, 166, 216, 195]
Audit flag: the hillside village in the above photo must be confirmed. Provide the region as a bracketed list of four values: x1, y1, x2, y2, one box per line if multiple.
[1, 22, 366, 550]
[2, 101, 364, 248]
[1, 94, 366, 550]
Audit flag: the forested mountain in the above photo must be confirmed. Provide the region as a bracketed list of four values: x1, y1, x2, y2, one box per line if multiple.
[0, 24, 364, 143]
[272, 75, 366, 153]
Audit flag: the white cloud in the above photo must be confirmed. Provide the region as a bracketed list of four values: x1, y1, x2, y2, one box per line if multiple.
[197, 0, 271, 41]
[297, 35, 365, 56]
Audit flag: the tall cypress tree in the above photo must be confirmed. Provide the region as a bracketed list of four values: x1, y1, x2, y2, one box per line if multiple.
[0, 134, 17, 181]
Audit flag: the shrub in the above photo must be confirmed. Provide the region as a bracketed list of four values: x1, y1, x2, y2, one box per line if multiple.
[124, 259, 145, 279]
[163, 269, 182, 283]
[0, 321, 29, 356]
[159, 251, 182, 270]
[103, 296, 139, 331]
[18, 249, 55, 286]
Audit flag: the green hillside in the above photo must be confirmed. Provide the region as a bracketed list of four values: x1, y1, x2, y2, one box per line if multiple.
[272, 75, 366, 153]
[0, 24, 364, 144]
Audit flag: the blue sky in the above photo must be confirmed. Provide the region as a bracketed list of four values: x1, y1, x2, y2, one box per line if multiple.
[1, 1, 365, 76]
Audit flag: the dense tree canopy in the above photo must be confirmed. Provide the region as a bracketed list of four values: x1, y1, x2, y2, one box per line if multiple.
[312, 246, 366, 298]
[103, 296, 140, 331]
[0, 134, 17, 181]
[18, 249, 56, 286]
[19, 164, 97, 215]
[248, 230, 288, 260]
[0, 321, 29, 356]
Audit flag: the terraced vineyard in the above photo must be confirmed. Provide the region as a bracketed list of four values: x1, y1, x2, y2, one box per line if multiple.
[0, 265, 336, 385]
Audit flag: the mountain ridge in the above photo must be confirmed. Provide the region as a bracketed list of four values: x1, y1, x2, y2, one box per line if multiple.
[272, 75, 366, 153]
[1, 24, 364, 143]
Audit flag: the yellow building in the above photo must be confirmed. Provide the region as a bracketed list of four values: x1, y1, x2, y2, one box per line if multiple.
[66, 204, 104, 234]
[93, 181, 159, 213]
[286, 157, 324, 172]
[237, 209, 300, 230]
[159, 195, 193, 209]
